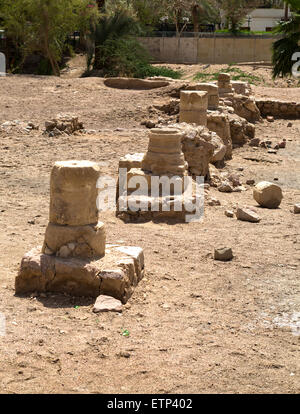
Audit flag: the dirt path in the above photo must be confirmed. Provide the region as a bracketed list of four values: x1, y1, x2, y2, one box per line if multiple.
[0, 73, 299, 394]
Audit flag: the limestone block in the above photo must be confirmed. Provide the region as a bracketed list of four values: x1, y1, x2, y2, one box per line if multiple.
[231, 81, 250, 96]
[214, 247, 233, 261]
[142, 128, 187, 175]
[210, 133, 227, 163]
[115, 246, 144, 282]
[236, 207, 261, 223]
[119, 153, 144, 170]
[126, 168, 187, 196]
[253, 181, 283, 209]
[218, 73, 231, 82]
[93, 295, 123, 313]
[42, 221, 106, 259]
[49, 160, 100, 226]
[117, 194, 196, 222]
[179, 110, 207, 126]
[147, 128, 182, 153]
[207, 112, 232, 159]
[185, 83, 219, 110]
[16, 243, 144, 303]
[180, 91, 208, 111]
[169, 123, 217, 178]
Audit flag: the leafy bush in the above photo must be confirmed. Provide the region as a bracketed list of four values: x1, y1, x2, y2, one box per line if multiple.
[272, 3, 300, 79]
[0, 0, 99, 75]
[87, 10, 182, 79]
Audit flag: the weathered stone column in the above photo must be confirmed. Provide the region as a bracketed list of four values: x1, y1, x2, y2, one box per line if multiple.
[218, 73, 233, 95]
[141, 128, 187, 176]
[16, 160, 145, 303]
[185, 83, 219, 110]
[42, 160, 106, 259]
[179, 91, 208, 126]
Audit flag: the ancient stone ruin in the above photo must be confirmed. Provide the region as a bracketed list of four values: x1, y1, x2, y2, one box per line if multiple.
[217, 73, 233, 95]
[145, 72, 261, 153]
[179, 90, 208, 126]
[16, 160, 145, 305]
[117, 128, 203, 222]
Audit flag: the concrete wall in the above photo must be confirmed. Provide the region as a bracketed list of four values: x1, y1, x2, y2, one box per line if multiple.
[139, 36, 275, 64]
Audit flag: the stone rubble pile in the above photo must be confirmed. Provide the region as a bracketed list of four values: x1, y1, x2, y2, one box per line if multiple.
[44, 114, 84, 136]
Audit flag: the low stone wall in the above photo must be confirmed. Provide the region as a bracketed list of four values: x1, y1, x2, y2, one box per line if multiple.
[256, 100, 300, 119]
[139, 36, 275, 64]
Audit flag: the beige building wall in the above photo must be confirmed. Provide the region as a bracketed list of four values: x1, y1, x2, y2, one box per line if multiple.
[139, 37, 274, 64]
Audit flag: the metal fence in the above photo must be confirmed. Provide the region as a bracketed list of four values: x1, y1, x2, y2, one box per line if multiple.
[141, 31, 278, 39]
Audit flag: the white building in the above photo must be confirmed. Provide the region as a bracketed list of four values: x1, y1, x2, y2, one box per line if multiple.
[247, 8, 291, 32]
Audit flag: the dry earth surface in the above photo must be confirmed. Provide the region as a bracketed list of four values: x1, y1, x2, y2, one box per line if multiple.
[0, 62, 299, 394]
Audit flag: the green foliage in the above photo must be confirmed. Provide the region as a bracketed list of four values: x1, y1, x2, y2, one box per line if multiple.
[194, 66, 262, 84]
[88, 10, 182, 79]
[0, 0, 99, 75]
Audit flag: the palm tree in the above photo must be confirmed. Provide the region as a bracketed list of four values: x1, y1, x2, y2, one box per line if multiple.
[272, 0, 300, 78]
[89, 10, 140, 71]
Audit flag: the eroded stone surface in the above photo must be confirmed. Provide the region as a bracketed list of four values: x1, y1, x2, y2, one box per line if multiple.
[42, 221, 106, 259]
[179, 91, 208, 126]
[50, 160, 100, 226]
[16, 244, 145, 303]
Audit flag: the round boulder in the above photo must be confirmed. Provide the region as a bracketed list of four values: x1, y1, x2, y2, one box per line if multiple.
[253, 181, 283, 209]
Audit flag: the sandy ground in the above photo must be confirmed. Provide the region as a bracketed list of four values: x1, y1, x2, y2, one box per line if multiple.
[0, 64, 299, 394]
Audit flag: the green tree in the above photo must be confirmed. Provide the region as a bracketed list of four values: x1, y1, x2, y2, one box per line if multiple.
[217, 0, 262, 33]
[0, 0, 99, 75]
[272, 0, 300, 78]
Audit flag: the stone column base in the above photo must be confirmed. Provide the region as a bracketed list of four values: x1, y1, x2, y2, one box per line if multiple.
[16, 244, 144, 303]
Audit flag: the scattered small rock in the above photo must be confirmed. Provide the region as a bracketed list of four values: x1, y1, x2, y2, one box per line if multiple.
[225, 210, 234, 218]
[278, 141, 286, 149]
[246, 179, 255, 185]
[117, 351, 131, 358]
[93, 295, 123, 313]
[294, 204, 300, 214]
[214, 247, 233, 262]
[208, 197, 221, 206]
[218, 181, 233, 193]
[267, 116, 274, 123]
[249, 138, 260, 147]
[236, 207, 261, 223]
[232, 186, 246, 192]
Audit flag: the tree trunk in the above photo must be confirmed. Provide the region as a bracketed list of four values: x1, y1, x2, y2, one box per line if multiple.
[42, 7, 60, 76]
[192, 5, 199, 35]
[284, 2, 289, 21]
